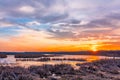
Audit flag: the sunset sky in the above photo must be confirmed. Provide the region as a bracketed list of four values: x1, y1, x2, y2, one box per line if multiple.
[0, 0, 120, 52]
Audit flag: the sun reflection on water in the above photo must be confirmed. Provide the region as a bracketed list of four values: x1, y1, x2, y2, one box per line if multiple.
[86, 55, 99, 62]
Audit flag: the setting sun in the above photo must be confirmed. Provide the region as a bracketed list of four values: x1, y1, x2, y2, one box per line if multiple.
[91, 45, 98, 52]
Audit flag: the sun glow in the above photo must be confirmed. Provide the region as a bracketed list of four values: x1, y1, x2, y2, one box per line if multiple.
[91, 45, 98, 52]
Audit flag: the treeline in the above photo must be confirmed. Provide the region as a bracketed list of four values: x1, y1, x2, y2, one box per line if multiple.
[0, 50, 120, 58]
[0, 54, 6, 58]
[17, 57, 50, 62]
[17, 57, 86, 62]
[52, 58, 86, 61]
[97, 51, 120, 57]
[15, 54, 62, 58]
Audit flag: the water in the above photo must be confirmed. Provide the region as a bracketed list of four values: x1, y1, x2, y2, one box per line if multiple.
[16, 55, 119, 67]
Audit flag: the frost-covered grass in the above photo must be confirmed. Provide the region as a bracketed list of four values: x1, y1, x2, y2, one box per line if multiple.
[0, 59, 119, 80]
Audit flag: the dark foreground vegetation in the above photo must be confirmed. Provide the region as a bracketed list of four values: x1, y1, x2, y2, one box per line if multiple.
[0, 59, 119, 80]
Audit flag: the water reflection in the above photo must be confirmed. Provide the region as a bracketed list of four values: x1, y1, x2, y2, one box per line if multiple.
[16, 55, 115, 67]
[86, 55, 99, 62]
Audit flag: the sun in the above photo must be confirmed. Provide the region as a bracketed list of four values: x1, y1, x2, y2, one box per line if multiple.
[91, 45, 98, 52]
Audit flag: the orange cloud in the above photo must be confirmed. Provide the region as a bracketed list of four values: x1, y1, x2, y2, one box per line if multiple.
[0, 29, 120, 52]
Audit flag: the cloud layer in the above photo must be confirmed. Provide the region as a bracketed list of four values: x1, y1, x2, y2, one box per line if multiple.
[0, 0, 120, 51]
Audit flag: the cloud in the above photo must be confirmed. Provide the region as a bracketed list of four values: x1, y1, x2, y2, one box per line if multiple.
[46, 12, 120, 41]
[112, 28, 120, 35]
[0, 0, 120, 51]
[19, 6, 35, 13]
[48, 29, 76, 39]
[0, 26, 22, 37]
[0, 21, 14, 27]
[0, 0, 120, 24]
[26, 21, 41, 26]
